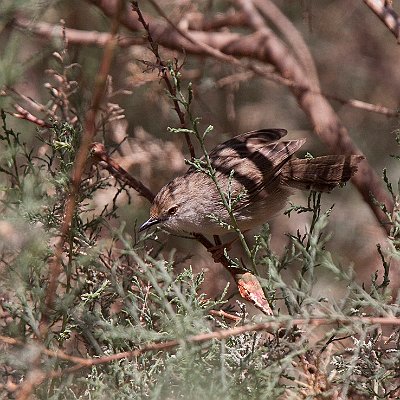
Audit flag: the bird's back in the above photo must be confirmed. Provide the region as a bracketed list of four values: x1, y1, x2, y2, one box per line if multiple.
[207, 129, 305, 204]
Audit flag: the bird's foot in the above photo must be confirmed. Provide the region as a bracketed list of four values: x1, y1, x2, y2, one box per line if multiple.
[208, 237, 238, 263]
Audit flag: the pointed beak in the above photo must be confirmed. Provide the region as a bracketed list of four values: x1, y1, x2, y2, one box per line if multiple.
[139, 217, 161, 232]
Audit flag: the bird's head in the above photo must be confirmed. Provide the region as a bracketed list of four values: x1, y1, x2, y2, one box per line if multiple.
[139, 176, 198, 233]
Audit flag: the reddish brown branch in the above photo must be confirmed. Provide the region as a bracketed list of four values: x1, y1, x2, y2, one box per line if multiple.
[2, 316, 399, 383]
[13, 16, 145, 47]
[132, 1, 195, 160]
[7, 105, 51, 128]
[209, 309, 242, 321]
[91, 142, 155, 202]
[40, 0, 124, 338]
[364, 0, 400, 40]
[15, 16, 399, 118]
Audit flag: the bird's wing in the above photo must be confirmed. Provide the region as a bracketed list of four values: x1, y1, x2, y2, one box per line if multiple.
[233, 128, 288, 142]
[187, 129, 289, 175]
[210, 129, 288, 155]
[211, 138, 305, 202]
[186, 129, 305, 208]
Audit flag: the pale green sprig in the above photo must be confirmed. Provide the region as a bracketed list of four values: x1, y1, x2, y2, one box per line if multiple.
[166, 73, 258, 274]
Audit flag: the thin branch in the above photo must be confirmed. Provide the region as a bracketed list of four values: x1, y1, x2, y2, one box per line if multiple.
[131, 1, 195, 160]
[40, 0, 124, 337]
[55, 315, 400, 366]
[363, 0, 400, 40]
[15, 17, 399, 118]
[209, 309, 242, 321]
[7, 105, 51, 128]
[253, 0, 320, 91]
[91, 142, 155, 202]
[2, 316, 398, 379]
[0, 335, 93, 365]
[13, 16, 145, 47]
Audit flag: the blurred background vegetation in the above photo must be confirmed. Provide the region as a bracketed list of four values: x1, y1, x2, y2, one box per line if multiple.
[0, 0, 399, 398]
[1, 0, 399, 276]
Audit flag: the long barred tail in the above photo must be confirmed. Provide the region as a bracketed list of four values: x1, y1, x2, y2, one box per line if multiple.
[280, 155, 364, 192]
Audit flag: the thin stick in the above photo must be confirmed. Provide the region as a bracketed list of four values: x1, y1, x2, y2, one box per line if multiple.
[364, 0, 400, 40]
[132, 1, 195, 160]
[2, 316, 399, 378]
[7, 105, 51, 128]
[91, 142, 155, 202]
[14, 17, 399, 118]
[40, 0, 124, 337]
[14, 16, 145, 47]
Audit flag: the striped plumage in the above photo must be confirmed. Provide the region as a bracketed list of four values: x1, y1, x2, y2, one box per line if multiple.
[140, 129, 363, 235]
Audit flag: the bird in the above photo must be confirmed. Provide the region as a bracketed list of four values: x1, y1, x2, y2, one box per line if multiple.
[139, 129, 363, 235]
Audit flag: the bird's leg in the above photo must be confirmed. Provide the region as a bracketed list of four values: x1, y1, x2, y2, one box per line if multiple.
[213, 235, 222, 246]
[208, 234, 239, 263]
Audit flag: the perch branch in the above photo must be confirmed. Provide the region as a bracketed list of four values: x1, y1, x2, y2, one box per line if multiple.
[91, 142, 155, 202]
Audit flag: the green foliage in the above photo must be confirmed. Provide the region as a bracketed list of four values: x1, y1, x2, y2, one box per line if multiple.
[1, 105, 399, 398]
[0, 26, 399, 400]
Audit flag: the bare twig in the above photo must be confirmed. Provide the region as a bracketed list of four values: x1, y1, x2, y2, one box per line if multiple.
[131, 1, 195, 160]
[13, 16, 145, 47]
[7, 105, 51, 128]
[209, 309, 242, 321]
[40, 0, 124, 337]
[0, 335, 93, 365]
[91, 142, 155, 202]
[15, 16, 399, 118]
[363, 0, 400, 40]
[2, 316, 399, 380]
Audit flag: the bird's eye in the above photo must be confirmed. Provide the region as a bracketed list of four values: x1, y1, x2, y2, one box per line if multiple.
[168, 206, 178, 215]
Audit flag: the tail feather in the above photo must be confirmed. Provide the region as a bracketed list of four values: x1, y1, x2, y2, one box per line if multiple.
[280, 155, 364, 192]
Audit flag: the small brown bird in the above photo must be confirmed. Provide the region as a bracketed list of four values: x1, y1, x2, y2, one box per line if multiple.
[140, 129, 363, 235]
